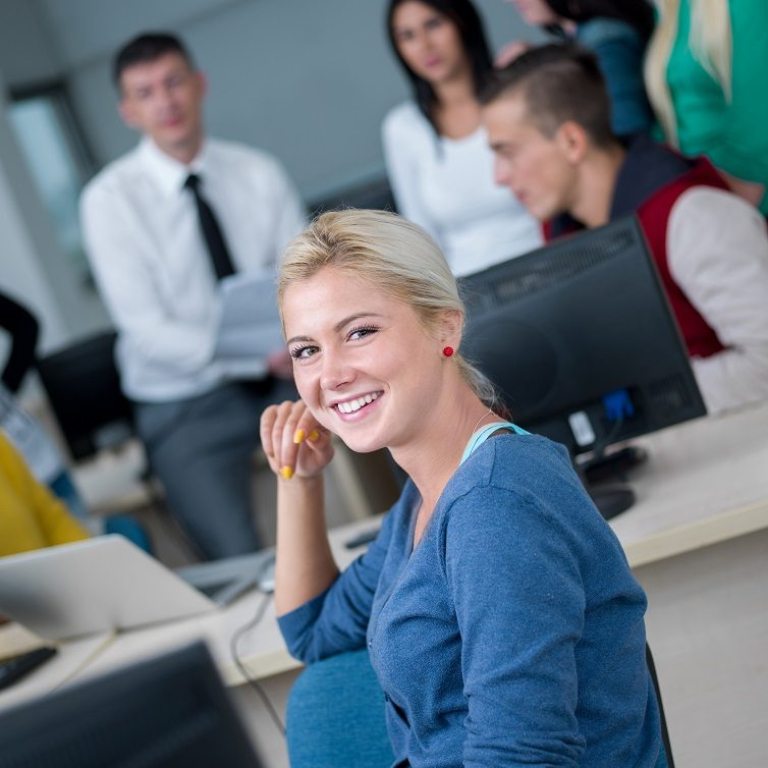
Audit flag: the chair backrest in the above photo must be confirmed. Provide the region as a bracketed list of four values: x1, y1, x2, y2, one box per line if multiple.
[646, 644, 675, 768]
[286, 649, 394, 768]
[288, 647, 674, 768]
[307, 176, 396, 219]
[35, 330, 134, 462]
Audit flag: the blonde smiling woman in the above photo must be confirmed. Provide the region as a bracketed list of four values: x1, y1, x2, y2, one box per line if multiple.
[261, 209, 664, 767]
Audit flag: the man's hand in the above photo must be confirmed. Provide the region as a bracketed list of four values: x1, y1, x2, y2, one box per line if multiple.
[267, 348, 294, 380]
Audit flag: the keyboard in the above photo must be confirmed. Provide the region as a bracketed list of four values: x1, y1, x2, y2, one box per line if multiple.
[0, 646, 57, 691]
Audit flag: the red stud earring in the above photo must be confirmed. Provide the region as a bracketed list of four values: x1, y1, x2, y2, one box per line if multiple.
[443, 346, 454, 358]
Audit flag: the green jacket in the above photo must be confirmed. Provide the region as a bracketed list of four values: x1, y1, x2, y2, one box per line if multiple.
[665, 0, 768, 212]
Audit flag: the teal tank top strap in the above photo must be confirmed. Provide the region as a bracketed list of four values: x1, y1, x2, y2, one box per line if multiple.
[459, 421, 530, 465]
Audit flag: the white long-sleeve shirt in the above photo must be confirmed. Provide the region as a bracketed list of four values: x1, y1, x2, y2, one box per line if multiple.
[382, 101, 542, 277]
[80, 137, 305, 402]
[668, 187, 768, 414]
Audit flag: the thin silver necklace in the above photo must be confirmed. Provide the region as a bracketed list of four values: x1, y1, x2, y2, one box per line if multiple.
[464, 408, 504, 458]
[470, 407, 495, 435]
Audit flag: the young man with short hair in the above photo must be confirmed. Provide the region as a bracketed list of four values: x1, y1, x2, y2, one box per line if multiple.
[81, 33, 305, 559]
[482, 44, 768, 415]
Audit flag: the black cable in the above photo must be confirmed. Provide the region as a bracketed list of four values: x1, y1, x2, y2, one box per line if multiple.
[229, 591, 286, 736]
[592, 414, 625, 463]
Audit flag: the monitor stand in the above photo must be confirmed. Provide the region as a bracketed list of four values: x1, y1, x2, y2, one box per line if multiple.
[587, 483, 636, 521]
[581, 445, 649, 484]
[576, 445, 649, 521]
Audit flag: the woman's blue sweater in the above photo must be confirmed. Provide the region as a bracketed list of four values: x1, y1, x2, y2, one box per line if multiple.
[279, 433, 661, 767]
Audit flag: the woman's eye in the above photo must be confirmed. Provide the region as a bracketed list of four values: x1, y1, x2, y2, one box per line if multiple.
[348, 326, 380, 342]
[290, 345, 317, 360]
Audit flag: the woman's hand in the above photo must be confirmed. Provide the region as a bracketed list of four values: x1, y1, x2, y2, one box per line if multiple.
[263, 400, 338, 614]
[260, 399, 334, 481]
[720, 169, 766, 208]
[495, 40, 531, 68]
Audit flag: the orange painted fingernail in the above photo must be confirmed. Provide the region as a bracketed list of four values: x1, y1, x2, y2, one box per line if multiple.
[308, 430, 320, 442]
[293, 428, 306, 444]
[280, 466, 294, 480]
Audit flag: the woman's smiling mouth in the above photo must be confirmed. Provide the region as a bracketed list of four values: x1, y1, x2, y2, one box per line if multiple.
[333, 391, 383, 416]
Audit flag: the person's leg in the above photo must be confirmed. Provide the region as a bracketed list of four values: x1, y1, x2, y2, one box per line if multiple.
[48, 471, 90, 520]
[104, 515, 153, 553]
[135, 383, 269, 560]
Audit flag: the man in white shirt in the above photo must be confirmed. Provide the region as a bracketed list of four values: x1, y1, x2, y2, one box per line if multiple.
[81, 33, 305, 559]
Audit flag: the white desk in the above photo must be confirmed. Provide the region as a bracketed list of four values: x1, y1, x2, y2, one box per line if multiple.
[608, 403, 768, 768]
[2, 402, 768, 768]
[0, 517, 377, 766]
[611, 404, 768, 568]
[76, 516, 375, 686]
[0, 624, 114, 712]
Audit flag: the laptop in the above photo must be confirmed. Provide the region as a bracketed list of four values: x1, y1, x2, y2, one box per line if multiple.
[0, 536, 274, 641]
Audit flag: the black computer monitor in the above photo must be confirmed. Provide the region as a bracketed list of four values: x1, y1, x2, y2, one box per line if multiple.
[0, 642, 262, 768]
[460, 215, 706, 458]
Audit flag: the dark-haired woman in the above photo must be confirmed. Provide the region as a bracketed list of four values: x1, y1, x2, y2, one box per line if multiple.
[500, 0, 655, 135]
[382, 0, 542, 277]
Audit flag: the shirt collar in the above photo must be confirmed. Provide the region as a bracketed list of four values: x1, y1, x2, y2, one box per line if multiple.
[138, 136, 212, 197]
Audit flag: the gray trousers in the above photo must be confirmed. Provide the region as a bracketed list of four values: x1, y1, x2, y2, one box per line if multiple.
[135, 379, 296, 560]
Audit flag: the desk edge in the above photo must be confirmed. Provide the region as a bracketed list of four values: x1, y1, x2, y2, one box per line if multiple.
[625, 501, 768, 568]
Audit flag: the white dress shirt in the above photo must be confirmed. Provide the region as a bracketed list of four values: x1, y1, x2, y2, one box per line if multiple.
[81, 137, 305, 402]
[667, 187, 768, 414]
[382, 101, 543, 277]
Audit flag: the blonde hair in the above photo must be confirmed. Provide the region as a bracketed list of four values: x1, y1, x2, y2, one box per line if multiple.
[644, 0, 732, 145]
[279, 209, 497, 406]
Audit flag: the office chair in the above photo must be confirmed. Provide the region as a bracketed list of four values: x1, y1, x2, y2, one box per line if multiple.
[286, 649, 394, 768]
[34, 330, 134, 462]
[647, 644, 675, 768]
[286, 646, 674, 768]
[307, 176, 396, 219]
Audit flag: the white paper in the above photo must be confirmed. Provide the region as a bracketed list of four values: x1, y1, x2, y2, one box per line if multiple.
[213, 272, 284, 361]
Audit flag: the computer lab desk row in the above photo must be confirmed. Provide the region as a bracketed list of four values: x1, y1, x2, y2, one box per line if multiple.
[2, 401, 768, 768]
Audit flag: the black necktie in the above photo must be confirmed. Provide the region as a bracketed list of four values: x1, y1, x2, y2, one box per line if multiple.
[184, 173, 236, 280]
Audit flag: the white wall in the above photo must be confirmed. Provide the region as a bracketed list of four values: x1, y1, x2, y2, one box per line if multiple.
[0, 1, 68, 355]
[0, 1, 112, 349]
[0, 0, 61, 89]
[40, 0, 537, 198]
[0, 85, 68, 351]
[0, 74, 110, 350]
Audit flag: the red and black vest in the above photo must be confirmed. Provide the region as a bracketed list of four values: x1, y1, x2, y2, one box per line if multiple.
[634, 158, 728, 358]
[545, 135, 730, 359]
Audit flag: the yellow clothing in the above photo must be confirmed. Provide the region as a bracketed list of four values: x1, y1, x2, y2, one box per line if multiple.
[0, 432, 89, 557]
